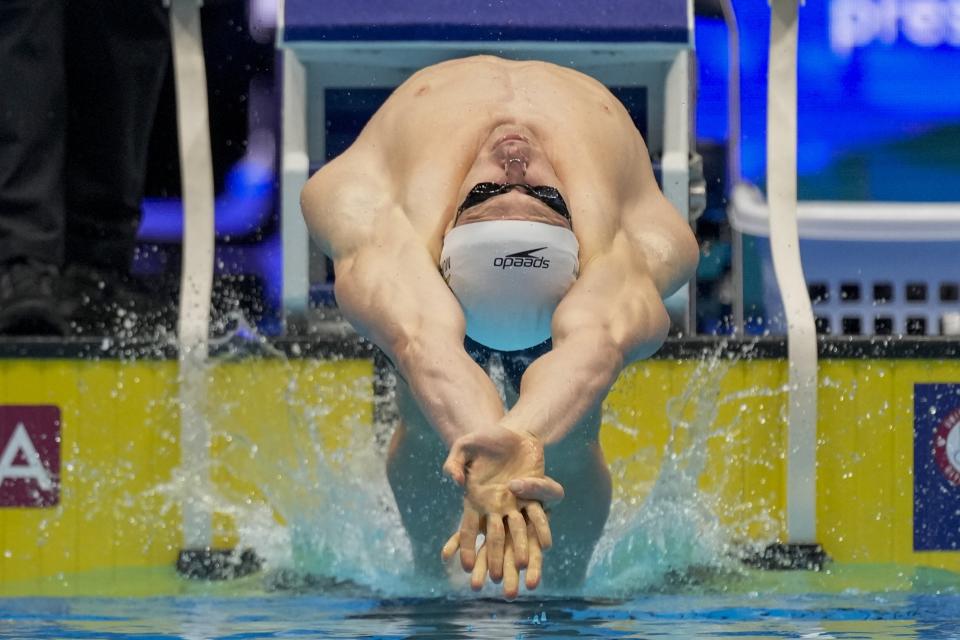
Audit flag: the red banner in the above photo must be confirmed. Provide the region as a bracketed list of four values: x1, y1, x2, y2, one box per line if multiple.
[0, 406, 60, 507]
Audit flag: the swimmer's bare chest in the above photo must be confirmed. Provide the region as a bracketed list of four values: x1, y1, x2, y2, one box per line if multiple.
[370, 57, 638, 235]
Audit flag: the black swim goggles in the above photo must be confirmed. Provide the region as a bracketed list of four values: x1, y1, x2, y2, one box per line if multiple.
[455, 183, 572, 225]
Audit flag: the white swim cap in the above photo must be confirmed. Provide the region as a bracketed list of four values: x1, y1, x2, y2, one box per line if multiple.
[440, 220, 579, 351]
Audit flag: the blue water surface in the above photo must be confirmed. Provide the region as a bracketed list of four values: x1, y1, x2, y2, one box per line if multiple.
[3, 591, 960, 639]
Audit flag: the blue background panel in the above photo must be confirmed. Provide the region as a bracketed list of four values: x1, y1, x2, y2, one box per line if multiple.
[914, 383, 960, 551]
[284, 0, 690, 43]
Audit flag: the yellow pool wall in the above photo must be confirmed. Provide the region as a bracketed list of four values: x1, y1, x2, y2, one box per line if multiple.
[2, 352, 959, 591]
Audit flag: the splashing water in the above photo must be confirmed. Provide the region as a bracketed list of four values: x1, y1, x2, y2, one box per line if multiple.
[587, 350, 745, 596]
[153, 325, 782, 598]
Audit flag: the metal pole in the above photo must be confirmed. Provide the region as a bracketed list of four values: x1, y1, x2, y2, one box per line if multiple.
[171, 0, 215, 550]
[767, 0, 818, 544]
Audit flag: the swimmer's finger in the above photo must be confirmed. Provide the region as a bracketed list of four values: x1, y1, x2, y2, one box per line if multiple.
[470, 544, 488, 591]
[506, 511, 528, 569]
[442, 444, 469, 486]
[508, 476, 565, 506]
[502, 538, 519, 600]
[486, 516, 505, 583]
[524, 501, 552, 551]
[525, 520, 543, 591]
[441, 530, 460, 562]
[459, 508, 481, 571]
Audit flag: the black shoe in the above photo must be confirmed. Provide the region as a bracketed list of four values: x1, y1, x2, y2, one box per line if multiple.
[59, 263, 177, 340]
[0, 259, 70, 336]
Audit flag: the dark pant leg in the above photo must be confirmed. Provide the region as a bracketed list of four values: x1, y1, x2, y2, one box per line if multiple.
[64, 0, 170, 271]
[0, 0, 66, 265]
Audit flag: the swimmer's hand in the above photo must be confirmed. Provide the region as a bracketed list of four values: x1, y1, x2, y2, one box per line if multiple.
[441, 426, 564, 592]
[457, 515, 544, 599]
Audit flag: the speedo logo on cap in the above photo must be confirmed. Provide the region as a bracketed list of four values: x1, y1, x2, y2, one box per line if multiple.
[494, 247, 550, 269]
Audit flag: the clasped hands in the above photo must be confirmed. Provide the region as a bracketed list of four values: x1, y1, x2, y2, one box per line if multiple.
[440, 425, 564, 598]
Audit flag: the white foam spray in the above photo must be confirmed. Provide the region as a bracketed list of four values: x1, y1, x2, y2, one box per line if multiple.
[152, 328, 782, 597]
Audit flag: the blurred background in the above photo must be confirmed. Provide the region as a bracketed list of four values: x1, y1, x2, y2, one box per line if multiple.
[137, 0, 960, 337]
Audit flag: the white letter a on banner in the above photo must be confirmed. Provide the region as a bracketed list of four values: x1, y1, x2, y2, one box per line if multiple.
[0, 423, 54, 491]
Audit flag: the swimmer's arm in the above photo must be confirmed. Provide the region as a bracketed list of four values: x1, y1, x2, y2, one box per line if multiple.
[301, 167, 504, 446]
[501, 216, 698, 445]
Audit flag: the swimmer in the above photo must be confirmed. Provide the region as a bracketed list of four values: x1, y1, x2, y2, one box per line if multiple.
[300, 55, 699, 597]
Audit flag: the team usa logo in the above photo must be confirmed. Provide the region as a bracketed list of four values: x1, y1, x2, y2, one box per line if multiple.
[0, 406, 60, 507]
[933, 407, 960, 487]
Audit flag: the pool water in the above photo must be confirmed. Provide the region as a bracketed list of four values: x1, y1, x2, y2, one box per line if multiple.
[3, 591, 960, 639]
[2, 566, 959, 639]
